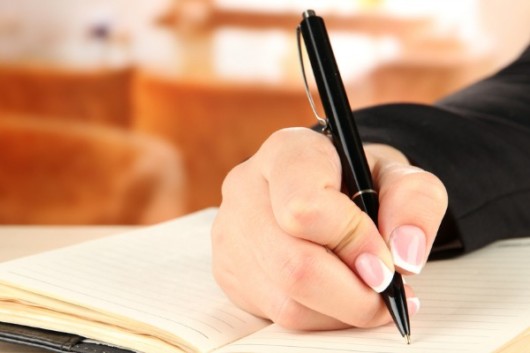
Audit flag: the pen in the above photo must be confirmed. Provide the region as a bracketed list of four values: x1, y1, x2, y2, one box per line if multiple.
[298, 10, 411, 343]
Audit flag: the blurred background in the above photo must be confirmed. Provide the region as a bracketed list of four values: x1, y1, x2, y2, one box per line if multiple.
[1, 0, 529, 225]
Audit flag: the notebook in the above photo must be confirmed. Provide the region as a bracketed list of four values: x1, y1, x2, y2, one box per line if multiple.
[0, 208, 528, 353]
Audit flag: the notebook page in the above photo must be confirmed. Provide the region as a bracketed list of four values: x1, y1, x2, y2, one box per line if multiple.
[216, 238, 530, 353]
[0, 209, 268, 353]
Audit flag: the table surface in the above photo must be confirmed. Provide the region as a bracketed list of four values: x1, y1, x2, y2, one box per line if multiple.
[0, 226, 528, 353]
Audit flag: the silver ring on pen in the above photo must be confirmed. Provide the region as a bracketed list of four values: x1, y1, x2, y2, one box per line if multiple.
[352, 189, 377, 200]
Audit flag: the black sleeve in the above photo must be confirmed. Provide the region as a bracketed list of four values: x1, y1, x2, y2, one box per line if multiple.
[353, 45, 530, 259]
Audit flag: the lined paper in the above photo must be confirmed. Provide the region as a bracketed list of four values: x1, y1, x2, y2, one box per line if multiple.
[0, 209, 268, 353]
[0, 208, 529, 353]
[215, 238, 530, 353]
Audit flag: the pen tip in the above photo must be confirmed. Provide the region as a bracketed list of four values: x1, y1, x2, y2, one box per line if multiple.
[406, 334, 411, 345]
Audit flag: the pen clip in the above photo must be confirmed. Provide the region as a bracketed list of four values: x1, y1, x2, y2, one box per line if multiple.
[296, 25, 328, 129]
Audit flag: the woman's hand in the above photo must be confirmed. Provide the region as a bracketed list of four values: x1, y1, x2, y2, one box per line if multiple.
[211, 127, 447, 330]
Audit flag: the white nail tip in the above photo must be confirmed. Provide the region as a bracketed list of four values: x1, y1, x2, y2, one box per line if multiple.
[408, 297, 421, 314]
[372, 262, 394, 293]
[391, 246, 423, 274]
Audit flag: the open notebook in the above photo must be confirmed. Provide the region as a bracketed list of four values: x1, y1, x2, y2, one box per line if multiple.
[0, 208, 529, 353]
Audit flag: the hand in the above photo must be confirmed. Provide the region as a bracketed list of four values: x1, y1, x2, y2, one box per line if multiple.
[211, 127, 447, 330]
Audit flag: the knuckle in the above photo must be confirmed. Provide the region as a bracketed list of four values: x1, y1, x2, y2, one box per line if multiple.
[279, 193, 321, 236]
[278, 252, 319, 297]
[424, 172, 448, 207]
[269, 127, 313, 142]
[270, 297, 308, 330]
[383, 170, 449, 228]
[268, 127, 296, 142]
[396, 170, 448, 208]
[413, 172, 448, 209]
[265, 128, 333, 157]
[263, 128, 301, 152]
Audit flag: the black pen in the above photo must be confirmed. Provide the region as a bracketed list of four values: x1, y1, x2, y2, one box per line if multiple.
[298, 10, 411, 343]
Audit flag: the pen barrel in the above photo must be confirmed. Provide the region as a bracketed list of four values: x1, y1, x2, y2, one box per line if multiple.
[300, 11, 411, 339]
[300, 14, 375, 212]
[382, 272, 410, 337]
[352, 192, 379, 227]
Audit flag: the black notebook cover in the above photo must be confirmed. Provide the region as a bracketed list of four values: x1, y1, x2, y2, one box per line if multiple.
[0, 322, 135, 353]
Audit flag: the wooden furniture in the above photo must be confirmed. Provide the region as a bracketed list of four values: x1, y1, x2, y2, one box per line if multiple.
[0, 65, 133, 127]
[0, 115, 185, 224]
[137, 11, 499, 212]
[0, 3, 503, 216]
[134, 72, 315, 211]
[164, 0, 434, 36]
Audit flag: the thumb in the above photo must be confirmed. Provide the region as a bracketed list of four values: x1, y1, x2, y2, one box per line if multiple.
[370, 150, 448, 275]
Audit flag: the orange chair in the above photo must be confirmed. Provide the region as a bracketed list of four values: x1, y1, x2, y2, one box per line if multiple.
[0, 65, 133, 127]
[133, 71, 316, 212]
[0, 116, 185, 224]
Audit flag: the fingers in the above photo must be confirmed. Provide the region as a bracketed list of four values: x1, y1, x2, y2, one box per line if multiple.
[256, 128, 395, 292]
[215, 197, 420, 330]
[212, 128, 438, 331]
[213, 206, 361, 331]
[213, 138, 393, 329]
[251, 205, 391, 328]
[214, 212, 392, 330]
[367, 144, 448, 275]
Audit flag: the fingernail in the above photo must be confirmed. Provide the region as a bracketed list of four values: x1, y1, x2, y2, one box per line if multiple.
[390, 226, 427, 274]
[355, 253, 394, 293]
[407, 297, 421, 316]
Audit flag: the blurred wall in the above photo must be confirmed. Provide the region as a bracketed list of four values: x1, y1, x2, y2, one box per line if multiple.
[1, 0, 530, 222]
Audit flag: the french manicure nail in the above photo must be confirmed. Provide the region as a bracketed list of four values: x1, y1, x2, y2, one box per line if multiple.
[407, 297, 421, 316]
[390, 226, 427, 274]
[355, 253, 394, 293]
